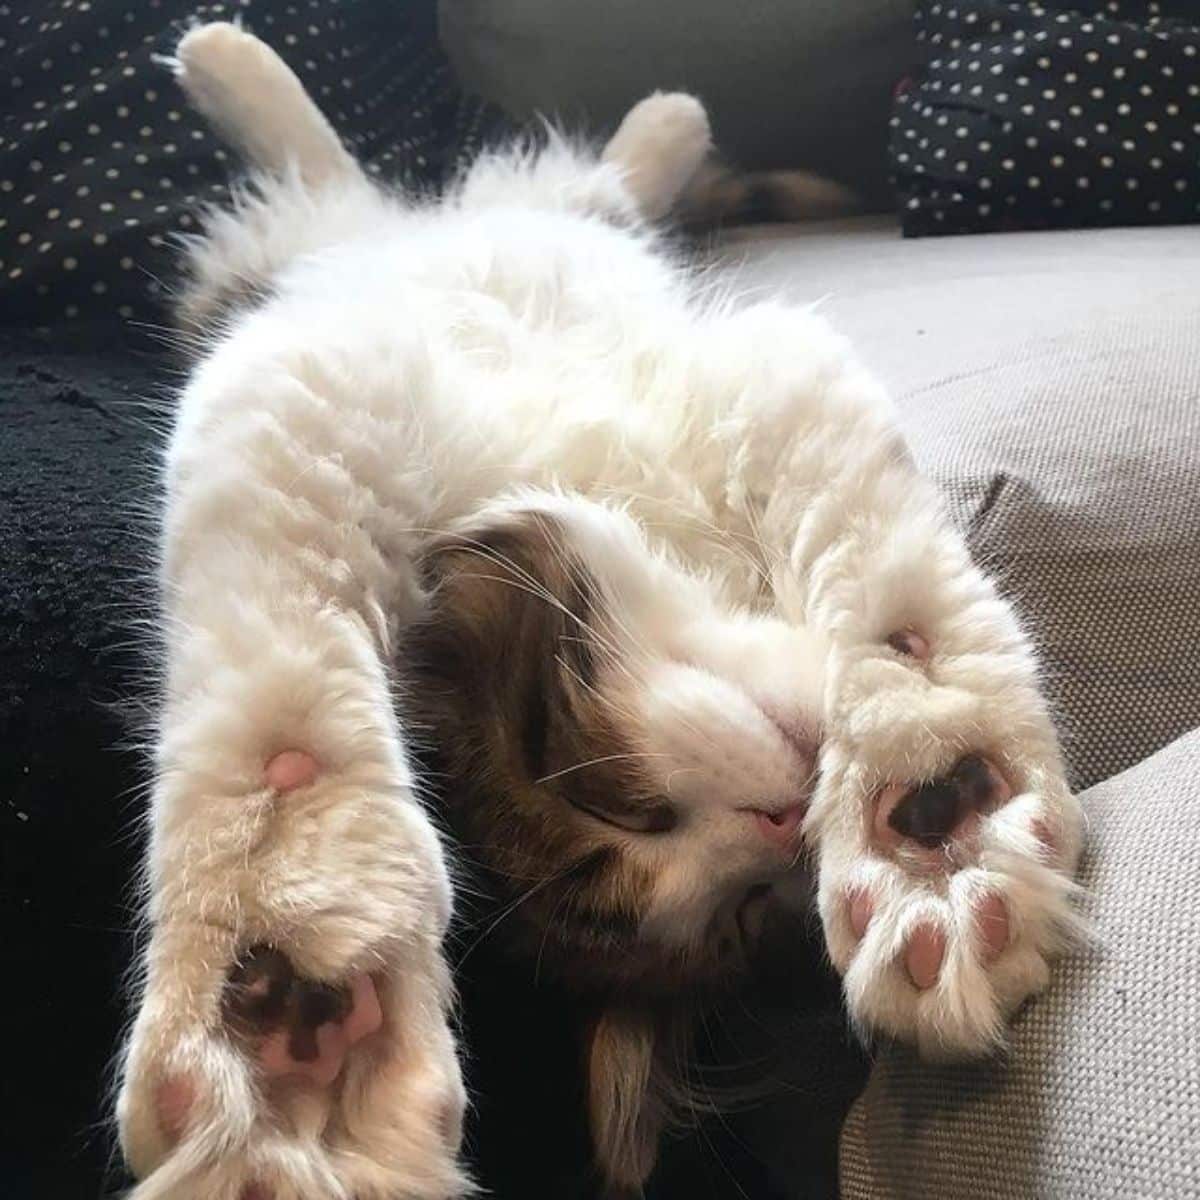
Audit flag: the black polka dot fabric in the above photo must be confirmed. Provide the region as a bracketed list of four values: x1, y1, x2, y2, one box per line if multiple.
[0, 0, 510, 343]
[892, 1, 1200, 236]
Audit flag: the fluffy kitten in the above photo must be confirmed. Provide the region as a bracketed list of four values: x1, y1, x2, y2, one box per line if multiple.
[116, 23, 1084, 1200]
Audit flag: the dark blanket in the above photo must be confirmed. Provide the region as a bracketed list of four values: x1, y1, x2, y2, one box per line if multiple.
[1, 335, 158, 1196]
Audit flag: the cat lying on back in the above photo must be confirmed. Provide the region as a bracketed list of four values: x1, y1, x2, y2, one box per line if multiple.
[116, 22, 1083, 1200]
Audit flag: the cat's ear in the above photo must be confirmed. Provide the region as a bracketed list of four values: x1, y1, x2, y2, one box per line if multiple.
[586, 1005, 667, 1194]
[415, 503, 601, 692]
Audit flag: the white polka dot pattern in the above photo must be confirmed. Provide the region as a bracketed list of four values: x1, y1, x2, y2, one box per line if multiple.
[892, 1, 1200, 235]
[0, 0, 509, 338]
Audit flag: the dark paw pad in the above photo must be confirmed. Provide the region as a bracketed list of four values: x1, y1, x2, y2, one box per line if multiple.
[878, 754, 1011, 850]
[223, 946, 381, 1085]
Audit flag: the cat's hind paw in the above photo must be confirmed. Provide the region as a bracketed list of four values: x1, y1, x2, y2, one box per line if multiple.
[602, 92, 712, 221]
[173, 21, 357, 185]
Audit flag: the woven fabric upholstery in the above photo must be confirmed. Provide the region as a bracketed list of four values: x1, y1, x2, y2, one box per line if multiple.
[839, 727, 1200, 1199]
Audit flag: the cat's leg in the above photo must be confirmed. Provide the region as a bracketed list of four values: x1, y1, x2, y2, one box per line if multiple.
[168, 24, 388, 334]
[455, 90, 710, 225]
[690, 303, 1085, 1055]
[601, 92, 712, 221]
[172, 21, 361, 187]
[117, 353, 467, 1198]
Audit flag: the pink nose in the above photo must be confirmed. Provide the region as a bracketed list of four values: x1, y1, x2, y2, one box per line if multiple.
[753, 804, 806, 846]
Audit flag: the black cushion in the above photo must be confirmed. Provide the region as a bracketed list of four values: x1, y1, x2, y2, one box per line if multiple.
[0, 0, 509, 341]
[892, 0, 1200, 235]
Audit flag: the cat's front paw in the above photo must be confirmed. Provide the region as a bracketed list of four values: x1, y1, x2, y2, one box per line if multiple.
[120, 944, 465, 1200]
[810, 631, 1085, 1057]
[118, 754, 468, 1200]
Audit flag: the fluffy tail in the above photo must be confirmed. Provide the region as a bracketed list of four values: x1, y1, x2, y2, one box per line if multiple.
[676, 159, 866, 230]
[172, 21, 363, 187]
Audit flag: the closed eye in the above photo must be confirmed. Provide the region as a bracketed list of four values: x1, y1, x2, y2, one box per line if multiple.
[569, 794, 678, 834]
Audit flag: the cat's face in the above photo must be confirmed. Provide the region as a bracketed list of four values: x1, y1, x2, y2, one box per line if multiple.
[408, 491, 824, 993]
[407, 491, 827, 1190]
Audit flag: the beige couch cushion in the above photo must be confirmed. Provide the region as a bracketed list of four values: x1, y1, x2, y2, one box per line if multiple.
[723, 218, 1200, 789]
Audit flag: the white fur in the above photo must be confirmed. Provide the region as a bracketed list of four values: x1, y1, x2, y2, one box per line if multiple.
[118, 22, 1084, 1197]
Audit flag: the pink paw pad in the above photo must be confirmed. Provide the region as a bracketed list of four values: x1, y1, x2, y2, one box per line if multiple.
[886, 627, 931, 661]
[264, 749, 319, 793]
[848, 888, 875, 941]
[1031, 817, 1059, 860]
[974, 893, 1010, 960]
[903, 898, 1008, 989]
[154, 1075, 194, 1144]
[223, 946, 383, 1088]
[905, 922, 946, 990]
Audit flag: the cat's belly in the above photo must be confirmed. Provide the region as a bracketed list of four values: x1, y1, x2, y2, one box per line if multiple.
[196, 207, 753, 596]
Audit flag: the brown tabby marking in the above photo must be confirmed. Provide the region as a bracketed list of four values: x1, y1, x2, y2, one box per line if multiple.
[407, 514, 677, 989]
[405, 512, 754, 1192]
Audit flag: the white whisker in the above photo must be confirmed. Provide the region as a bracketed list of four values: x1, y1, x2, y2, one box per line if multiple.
[535, 751, 670, 786]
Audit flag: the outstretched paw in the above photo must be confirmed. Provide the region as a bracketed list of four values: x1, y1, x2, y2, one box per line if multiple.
[118, 732, 467, 1199]
[814, 734, 1084, 1056]
[120, 932, 466, 1200]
